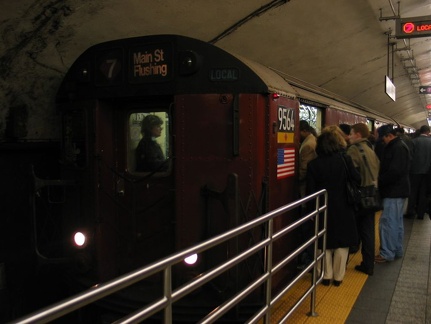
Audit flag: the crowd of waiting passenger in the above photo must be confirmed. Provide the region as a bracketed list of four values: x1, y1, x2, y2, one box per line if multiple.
[299, 121, 431, 287]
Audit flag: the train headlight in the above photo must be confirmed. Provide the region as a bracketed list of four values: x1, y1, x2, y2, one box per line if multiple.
[179, 50, 201, 75]
[73, 231, 87, 248]
[184, 254, 198, 266]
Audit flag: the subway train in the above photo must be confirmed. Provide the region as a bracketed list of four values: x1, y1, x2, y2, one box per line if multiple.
[31, 34, 400, 321]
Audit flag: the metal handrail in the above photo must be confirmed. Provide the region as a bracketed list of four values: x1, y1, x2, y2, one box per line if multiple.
[11, 189, 327, 324]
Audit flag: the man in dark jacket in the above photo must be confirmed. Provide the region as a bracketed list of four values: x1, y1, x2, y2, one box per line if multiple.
[375, 128, 410, 263]
[405, 125, 431, 219]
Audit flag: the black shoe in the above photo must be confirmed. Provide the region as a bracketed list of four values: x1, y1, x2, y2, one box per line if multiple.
[355, 264, 373, 275]
[322, 279, 330, 286]
[333, 280, 342, 286]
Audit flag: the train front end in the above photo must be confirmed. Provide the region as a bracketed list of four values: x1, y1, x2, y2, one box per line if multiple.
[55, 34, 301, 321]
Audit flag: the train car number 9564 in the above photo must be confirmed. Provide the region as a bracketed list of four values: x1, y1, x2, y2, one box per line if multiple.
[278, 106, 295, 132]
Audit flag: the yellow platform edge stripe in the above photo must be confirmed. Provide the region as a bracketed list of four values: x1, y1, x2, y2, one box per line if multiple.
[270, 212, 381, 323]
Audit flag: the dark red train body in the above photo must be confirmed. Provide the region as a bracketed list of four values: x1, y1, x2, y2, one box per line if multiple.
[30, 34, 397, 320]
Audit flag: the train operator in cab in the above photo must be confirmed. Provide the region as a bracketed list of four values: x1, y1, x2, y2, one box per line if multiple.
[136, 115, 168, 172]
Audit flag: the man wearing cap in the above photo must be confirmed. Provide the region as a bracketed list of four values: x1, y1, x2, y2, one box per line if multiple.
[375, 127, 410, 263]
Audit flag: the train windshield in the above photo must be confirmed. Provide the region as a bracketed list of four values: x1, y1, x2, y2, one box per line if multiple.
[128, 111, 170, 174]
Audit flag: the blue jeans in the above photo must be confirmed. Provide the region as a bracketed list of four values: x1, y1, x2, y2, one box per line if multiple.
[379, 198, 405, 260]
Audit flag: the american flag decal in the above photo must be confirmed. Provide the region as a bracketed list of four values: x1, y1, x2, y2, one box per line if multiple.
[277, 148, 295, 179]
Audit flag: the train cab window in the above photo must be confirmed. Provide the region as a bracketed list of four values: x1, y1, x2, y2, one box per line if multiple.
[62, 110, 87, 168]
[128, 111, 170, 174]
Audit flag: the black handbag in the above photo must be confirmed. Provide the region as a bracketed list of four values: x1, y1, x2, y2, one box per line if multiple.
[359, 185, 382, 211]
[356, 144, 383, 212]
[346, 179, 362, 206]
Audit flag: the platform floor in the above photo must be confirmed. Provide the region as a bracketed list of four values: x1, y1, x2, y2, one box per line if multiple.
[270, 212, 431, 323]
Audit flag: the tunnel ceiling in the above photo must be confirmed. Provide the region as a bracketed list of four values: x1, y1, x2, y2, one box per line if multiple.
[1, 0, 431, 139]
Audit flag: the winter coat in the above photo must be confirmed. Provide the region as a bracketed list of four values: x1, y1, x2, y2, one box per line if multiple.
[299, 133, 317, 197]
[410, 135, 431, 174]
[136, 137, 167, 172]
[306, 152, 360, 249]
[346, 139, 379, 187]
[378, 136, 410, 198]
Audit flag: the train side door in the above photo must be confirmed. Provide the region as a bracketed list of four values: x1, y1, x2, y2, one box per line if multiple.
[268, 96, 299, 208]
[267, 95, 300, 286]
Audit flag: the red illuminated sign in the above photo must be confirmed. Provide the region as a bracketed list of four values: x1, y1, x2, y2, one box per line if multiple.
[403, 22, 415, 34]
[396, 16, 431, 38]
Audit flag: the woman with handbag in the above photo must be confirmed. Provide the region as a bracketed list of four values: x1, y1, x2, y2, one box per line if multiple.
[306, 125, 360, 286]
[347, 123, 380, 276]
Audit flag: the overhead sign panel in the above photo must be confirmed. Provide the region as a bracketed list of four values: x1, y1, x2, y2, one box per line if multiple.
[419, 86, 431, 94]
[385, 76, 396, 101]
[396, 15, 431, 38]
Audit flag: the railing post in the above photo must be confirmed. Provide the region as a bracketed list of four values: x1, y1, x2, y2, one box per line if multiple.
[308, 195, 320, 317]
[164, 266, 172, 323]
[264, 218, 274, 323]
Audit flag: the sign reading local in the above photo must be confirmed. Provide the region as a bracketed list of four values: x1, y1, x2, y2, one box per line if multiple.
[396, 15, 431, 38]
[209, 68, 239, 81]
[129, 43, 172, 83]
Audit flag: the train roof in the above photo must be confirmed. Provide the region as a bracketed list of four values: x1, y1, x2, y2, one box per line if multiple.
[271, 69, 396, 125]
[229, 54, 296, 98]
[56, 34, 399, 126]
[56, 34, 297, 102]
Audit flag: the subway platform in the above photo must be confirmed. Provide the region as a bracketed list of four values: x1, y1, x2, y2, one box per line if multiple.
[271, 212, 431, 323]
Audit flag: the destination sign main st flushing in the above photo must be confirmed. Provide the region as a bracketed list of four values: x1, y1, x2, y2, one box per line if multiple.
[396, 15, 431, 38]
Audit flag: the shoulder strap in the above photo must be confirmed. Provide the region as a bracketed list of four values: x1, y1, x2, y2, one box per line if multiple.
[355, 143, 375, 181]
[341, 153, 353, 181]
